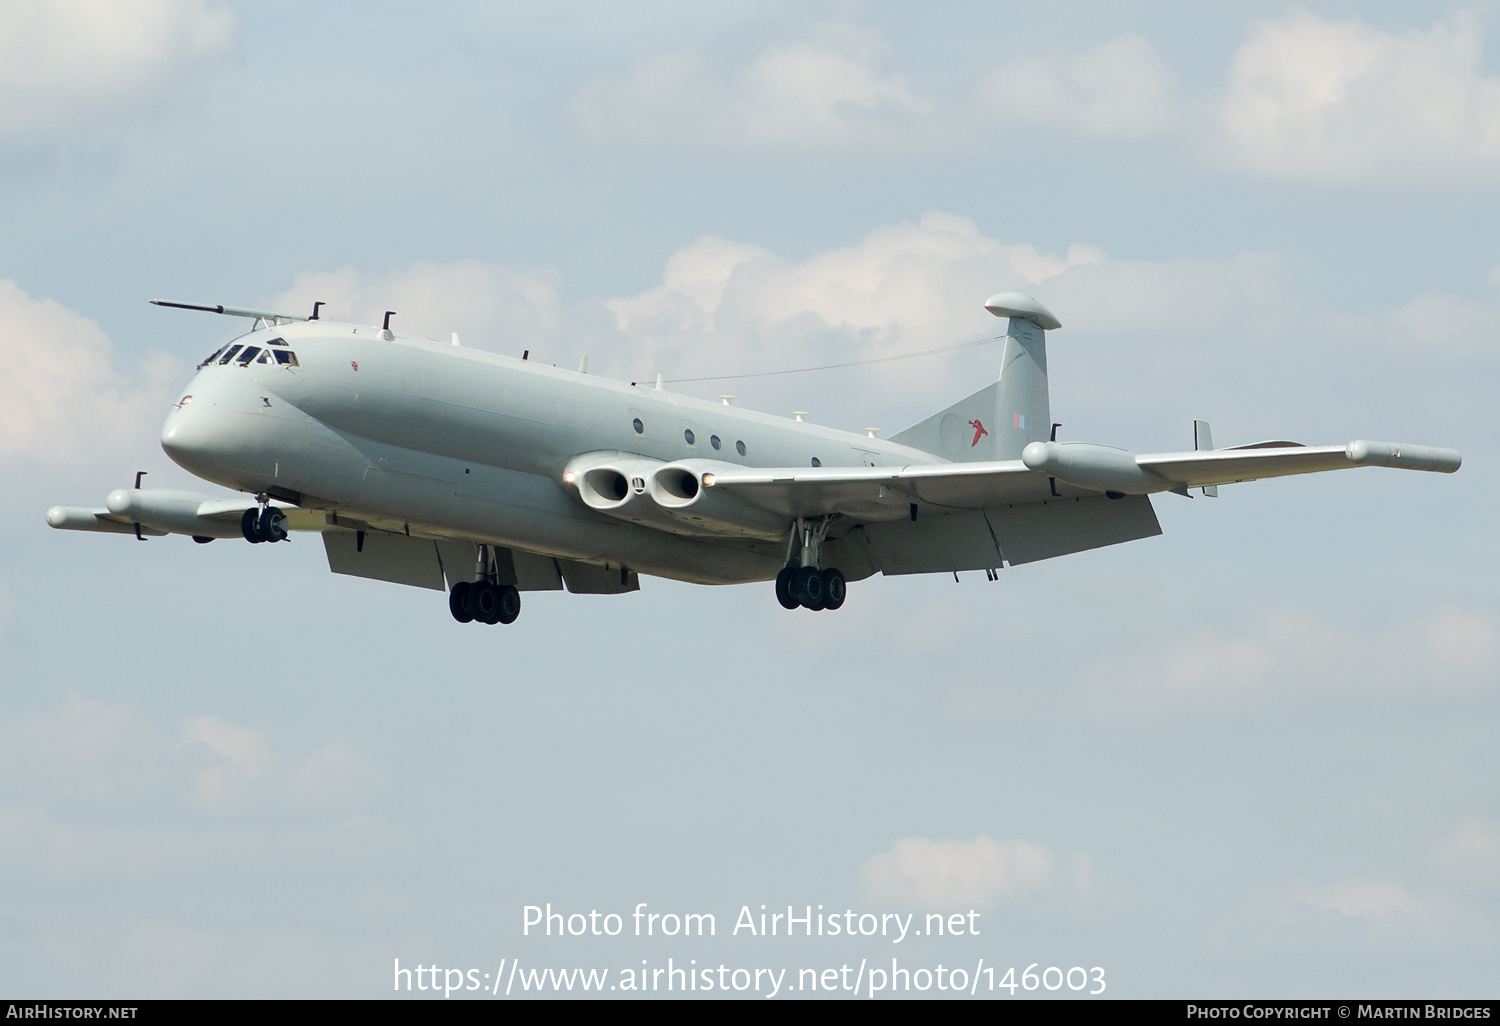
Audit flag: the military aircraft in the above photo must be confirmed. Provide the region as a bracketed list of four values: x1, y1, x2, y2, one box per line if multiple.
[47, 293, 1460, 625]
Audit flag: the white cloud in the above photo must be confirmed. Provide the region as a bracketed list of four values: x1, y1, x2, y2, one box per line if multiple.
[182, 715, 386, 816]
[266, 261, 569, 359]
[1433, 818, 1500, 890]
[0, 279, 183, 470]
[568, 25, 927, 149]
[1081, 605, 1500, 717]
[0, 692, 390, 876]
[977, 33, 1179, 140]
[602, 212, 1104, 403]
[856, 835, 1124, 913]
[1218, 11, 1500, 186]
[0, 691, 166, 801]
[0, 0, 235, 139]
[1212, 876, 1458, 951]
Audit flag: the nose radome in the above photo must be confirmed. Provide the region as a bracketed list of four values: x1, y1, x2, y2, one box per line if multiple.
[160, 402, 222, 475]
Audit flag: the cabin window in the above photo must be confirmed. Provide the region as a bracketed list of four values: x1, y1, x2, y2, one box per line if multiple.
[266, 337, 288, 346]
[632, 418, 644, 434]
[710, 435, 721, 450]
[684, 429, 695, 445]
[811, 457, 821, 467]
[274, 350, 300, 366]
[217, 345, 243, 365]
[736, 440, 746, 456]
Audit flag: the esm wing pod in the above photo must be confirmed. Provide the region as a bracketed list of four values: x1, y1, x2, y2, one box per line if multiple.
[47, 292, 1460, 625]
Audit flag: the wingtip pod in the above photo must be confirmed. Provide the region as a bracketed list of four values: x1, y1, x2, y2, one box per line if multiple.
[1346, 440, 1462, 473]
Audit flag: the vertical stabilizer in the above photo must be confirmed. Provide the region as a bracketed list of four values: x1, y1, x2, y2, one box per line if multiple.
[891, 292, 1060, 462]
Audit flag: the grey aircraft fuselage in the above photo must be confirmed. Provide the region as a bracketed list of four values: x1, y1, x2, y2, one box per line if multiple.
[163, 319, 934, 585]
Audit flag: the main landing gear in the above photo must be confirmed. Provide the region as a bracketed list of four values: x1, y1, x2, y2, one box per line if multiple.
[450, 543, 521, 626]
[776, 565, 846, 611]
[241, 504, 287, 543]
[449, 580, 520, 625]
[775, 516, 847, 611]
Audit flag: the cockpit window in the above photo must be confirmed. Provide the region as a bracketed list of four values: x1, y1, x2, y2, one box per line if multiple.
[273, 350, 300, 366]
[266, 337, 288, 347]
[217, 344, 243, 365]
[256, 351, 271, 364]
[200, 345, 228, 368]
[236, 346, 262, 365]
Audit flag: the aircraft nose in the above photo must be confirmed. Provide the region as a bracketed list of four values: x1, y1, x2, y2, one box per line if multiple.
[160, 396, 223, 474]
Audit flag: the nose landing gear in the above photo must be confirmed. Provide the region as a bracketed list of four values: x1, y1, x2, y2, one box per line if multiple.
[240, 503, 288, 543]
[449, 544, 522, 625]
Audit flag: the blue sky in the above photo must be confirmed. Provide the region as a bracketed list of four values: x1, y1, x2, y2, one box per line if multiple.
[2, 0, 1497, 998]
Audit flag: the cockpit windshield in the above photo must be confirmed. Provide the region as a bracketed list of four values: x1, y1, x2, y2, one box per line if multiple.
[206, 339, 300, 370]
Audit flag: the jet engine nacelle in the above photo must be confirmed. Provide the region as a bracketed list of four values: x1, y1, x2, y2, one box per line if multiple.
[1021, 441, 1161, 495]
[563, 453, 788, 540]
[650, 461, 789, 539]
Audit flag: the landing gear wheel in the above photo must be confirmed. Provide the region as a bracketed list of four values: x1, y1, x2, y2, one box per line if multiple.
[775, 567, 799, 609]
[496, 584, 521, 625]
[473, 582, 502, 624]
[241, 508, 264, 543]
[259, 508, 288, 543]
[449, 581, 474, 623]
[821, 567, 846, 610]
[794, 566, 825, 610]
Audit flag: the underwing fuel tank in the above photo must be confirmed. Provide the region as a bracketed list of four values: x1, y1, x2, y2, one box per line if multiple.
[104, 488, 247, 538]
[1021, 441, 1161, 495]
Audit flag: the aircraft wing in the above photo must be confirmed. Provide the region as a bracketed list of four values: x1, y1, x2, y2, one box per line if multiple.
[1134, 439, 1461, 487]
[700, 438, 1461, 519]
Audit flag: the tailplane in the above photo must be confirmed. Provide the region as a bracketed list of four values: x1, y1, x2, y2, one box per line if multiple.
[891, 292, 1059, 462]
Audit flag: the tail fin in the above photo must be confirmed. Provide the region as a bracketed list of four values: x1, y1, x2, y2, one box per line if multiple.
[891, 292, 1059, 462]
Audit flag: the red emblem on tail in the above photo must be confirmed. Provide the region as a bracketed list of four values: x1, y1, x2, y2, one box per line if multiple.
[968, 418, 988, 447]
[351, 361, 359, 371]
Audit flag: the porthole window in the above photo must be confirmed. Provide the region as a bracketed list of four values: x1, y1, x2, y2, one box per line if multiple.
[735, 440, 746, 456]
[632, 418, 644, 434]
[684, 429, 695, 445]
[710, 435, 721, 450]
[811, 457, 822, 467]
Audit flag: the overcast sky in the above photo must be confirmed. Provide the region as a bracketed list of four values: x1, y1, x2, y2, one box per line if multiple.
[2, 0, 1498, 999]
